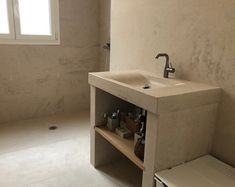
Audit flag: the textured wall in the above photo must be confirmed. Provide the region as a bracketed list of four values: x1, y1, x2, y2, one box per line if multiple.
[99, 0, 111, 70]
[0, 0, 100, 124]
[110, 0, 235, 166]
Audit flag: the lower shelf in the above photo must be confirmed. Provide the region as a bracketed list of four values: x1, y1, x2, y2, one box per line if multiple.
[95, 126, 145, 171]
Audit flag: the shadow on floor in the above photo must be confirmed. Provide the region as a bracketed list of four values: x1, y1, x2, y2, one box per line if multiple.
[97, 157, 143, 187]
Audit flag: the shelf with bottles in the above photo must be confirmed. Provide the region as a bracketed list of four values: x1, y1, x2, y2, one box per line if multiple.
[95, 106, 147, 170]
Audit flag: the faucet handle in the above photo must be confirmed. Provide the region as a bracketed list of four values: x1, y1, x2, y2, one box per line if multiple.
[155, 53, 176, 78]
[166, 63, 176, 73]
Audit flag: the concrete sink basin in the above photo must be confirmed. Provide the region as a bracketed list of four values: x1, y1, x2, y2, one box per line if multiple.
[103, 71, 183, 90]
[89, 70, 220, 114]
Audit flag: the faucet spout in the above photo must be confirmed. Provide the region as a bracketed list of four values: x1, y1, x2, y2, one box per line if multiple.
[156, 53, 169, 64]
[155, 53, 175, 78]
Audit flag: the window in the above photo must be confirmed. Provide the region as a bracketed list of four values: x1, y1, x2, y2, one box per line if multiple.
[0, 0, 60, 44]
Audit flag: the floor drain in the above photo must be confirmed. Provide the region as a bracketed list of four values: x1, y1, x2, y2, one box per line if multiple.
[49, 126, 58, 130]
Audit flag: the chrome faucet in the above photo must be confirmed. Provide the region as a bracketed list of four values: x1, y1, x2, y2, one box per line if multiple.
[155, 53, 175, 78]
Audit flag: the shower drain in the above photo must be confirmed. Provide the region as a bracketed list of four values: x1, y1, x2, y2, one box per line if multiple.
[49, 126, 58, 130]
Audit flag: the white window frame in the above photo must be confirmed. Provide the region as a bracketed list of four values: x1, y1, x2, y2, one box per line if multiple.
[0, 0, 60, 45]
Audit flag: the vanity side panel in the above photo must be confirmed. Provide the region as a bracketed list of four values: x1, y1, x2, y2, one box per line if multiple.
[90, 86, 135, 167]
[142, 112, 159, 187]
[90, 86, 96, 165]
[90, 86, 122, 167]
[155, 103, 218, 171]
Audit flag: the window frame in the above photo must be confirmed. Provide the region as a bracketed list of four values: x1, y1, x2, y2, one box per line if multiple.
[0, 0, 60, 45]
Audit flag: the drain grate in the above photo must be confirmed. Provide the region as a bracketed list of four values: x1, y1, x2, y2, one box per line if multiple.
[49, 126, 58, 130]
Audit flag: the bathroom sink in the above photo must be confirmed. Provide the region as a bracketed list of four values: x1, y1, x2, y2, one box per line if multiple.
[103, 71, 182, 90]
[89, 70, 220, 114]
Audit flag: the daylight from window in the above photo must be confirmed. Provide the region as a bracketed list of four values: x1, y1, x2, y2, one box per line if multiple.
[18, 0, 51, 36]
[0, 0, 59, 44]
[0, 0, 10, 34]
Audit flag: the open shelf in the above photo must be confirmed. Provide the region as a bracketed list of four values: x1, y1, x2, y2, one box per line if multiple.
[95, 126, 145, 171]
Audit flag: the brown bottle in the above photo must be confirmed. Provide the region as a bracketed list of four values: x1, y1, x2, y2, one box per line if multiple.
[134, 138, 145, 161]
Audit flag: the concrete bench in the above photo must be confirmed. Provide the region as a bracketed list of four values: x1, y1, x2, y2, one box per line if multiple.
[155, 155, 235, 187]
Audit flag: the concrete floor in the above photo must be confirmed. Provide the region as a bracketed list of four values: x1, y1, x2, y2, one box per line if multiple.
[0, 111, 142, 187]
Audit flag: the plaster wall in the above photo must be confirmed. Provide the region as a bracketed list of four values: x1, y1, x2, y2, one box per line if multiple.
[0, 0, 100, 124]
[110, 0, 235, 166]
[99, 0, 111, 70]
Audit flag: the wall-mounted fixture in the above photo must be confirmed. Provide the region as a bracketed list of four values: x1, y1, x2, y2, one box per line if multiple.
[155, 53, 175, 78]
[103, 42, 111, 50]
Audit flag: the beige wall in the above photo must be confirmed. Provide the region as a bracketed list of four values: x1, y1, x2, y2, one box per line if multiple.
[110, 0, 235, 166]
[0, 0, 100, 124]
[99, 0, 111, 70]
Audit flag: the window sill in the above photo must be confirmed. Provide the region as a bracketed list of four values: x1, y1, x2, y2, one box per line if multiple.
[0, 39, 60, 45]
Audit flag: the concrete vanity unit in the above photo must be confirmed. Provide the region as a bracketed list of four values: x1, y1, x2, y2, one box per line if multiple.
[88, 70, 221, 187]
